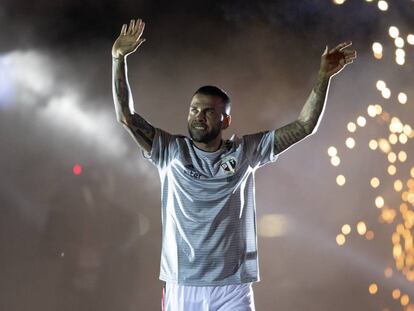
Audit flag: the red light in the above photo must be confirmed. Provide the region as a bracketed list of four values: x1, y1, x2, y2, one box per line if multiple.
[73, 164, 82, 175]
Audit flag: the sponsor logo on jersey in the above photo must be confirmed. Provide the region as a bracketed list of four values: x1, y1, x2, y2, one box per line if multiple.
[184, 164, 202, 179]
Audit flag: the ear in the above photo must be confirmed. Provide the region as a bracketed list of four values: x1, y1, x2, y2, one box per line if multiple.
[221, 114, 231, 130]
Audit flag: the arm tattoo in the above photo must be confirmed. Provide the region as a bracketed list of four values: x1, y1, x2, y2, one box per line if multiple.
[112, 57, 155, 150]
[112, 57, 132, 119]
[130, 114, 154, 147]
[274, 73, 330, 154]
[298, 73, 331, 134]
[274, 120, 308, 154]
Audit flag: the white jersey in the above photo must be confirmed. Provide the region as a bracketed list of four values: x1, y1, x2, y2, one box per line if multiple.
[143, 128, 278, 286]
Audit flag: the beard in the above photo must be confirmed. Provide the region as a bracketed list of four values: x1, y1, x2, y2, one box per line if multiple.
[188, 122, 222, 144]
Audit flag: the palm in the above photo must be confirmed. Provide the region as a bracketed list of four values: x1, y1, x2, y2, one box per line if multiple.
[320, 41, 357, 77]
[112, 19, 146, 58]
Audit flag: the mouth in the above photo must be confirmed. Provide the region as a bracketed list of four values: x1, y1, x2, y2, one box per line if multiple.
[193, 124, 207, 130]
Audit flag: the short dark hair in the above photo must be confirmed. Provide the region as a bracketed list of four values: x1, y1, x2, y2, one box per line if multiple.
[193, 85, 231, 115]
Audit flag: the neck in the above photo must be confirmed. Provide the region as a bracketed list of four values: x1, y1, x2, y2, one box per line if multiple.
[193, 135, 223, 152]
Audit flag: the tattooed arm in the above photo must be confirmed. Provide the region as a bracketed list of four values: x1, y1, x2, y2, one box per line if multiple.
[274, 74, 330, 154]
[112, 57, 155, 152]
[112, 19, 155, 153]
[274, 41, 357, 155]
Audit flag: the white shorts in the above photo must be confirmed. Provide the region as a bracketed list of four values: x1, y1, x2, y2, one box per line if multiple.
[162, 282, 256, 311]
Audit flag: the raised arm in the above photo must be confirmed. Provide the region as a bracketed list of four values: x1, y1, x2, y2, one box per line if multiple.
[112, 19, 155, 153]
[274, 41, 357, 155]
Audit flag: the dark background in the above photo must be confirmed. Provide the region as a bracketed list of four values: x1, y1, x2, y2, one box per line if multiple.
[1, 0, 414, 310]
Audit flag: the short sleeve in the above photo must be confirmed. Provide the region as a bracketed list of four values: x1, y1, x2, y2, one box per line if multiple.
[242, 130, 279, 168]
[142, 128, 176, 169]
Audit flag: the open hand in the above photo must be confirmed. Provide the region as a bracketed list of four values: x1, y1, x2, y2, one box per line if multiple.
[112, 19, 146, 58]
[319, 41, 357, 78]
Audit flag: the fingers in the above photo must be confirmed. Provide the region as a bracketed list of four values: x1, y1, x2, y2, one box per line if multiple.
[121, 24, 127, 35]
[344, 50, 357, 62]
[133, 19, 139, 35]
[342, 52, 356, 66]
[329, 41, 352, 54]
[344, 50, 357, 56]
[120, 18, 145, 37]
[128, 20, 135, 35]
[134, 19, 141, 34]
[337, 52, 356, 66]
[344, 57, 354, 63]
[135, 19, 145, 38]
[138, 20, 145, 37]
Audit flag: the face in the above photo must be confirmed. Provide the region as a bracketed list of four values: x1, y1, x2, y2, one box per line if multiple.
[187, 94, 229, 144]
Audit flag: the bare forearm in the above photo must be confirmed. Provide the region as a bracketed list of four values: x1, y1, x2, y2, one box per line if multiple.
[298, 72, 331, 134]
[112, 56, 133, 123]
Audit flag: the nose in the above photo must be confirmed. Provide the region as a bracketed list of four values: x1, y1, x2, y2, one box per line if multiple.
[194, 111, 206, 121]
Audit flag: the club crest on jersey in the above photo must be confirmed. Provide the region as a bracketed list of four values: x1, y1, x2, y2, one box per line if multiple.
[220, 157, 237, 174]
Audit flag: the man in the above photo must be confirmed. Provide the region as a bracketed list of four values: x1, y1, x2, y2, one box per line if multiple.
[112, 19, 356, 311]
